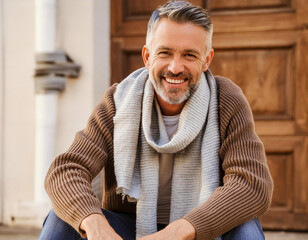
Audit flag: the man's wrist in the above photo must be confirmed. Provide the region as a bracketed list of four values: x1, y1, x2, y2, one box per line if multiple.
[167, 218, 196, 240]
[80, 213, 123, 240]
[80, 213, 108, 234]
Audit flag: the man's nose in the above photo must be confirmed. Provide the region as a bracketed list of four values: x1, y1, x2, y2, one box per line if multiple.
[168, 57, 185, 74]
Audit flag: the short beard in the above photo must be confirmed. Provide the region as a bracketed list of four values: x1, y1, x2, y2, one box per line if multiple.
[149, 72, 196, 105]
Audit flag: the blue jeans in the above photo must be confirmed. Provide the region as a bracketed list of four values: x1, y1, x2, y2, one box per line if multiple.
[38, 209, 265, 240]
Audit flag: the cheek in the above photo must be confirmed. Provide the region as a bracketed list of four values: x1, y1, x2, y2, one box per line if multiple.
[151, 59, 168, 74]
[190, 61, 204, 75]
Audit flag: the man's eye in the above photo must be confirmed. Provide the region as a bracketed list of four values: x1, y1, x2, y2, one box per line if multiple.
[185, 53, 197, 59]
[158, 51, 170, 56]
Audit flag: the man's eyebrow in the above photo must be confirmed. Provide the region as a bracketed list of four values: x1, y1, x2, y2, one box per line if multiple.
[155, 46, 202, 56]
[155, 46, 173, 52]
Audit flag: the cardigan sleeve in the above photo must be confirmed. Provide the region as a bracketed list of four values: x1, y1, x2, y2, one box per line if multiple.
[44, 84, 118, 235]
[183, 76, 273, 239]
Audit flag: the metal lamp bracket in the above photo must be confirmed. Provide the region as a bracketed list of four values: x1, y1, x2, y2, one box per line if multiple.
[34, 51, 81, 93]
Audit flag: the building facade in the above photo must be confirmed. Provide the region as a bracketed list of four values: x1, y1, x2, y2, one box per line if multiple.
[1, 0, 308, 231]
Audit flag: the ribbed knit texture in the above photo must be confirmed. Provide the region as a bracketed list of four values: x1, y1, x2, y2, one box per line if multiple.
[44, 74, 273, 240]
[113, 68, 220, 238]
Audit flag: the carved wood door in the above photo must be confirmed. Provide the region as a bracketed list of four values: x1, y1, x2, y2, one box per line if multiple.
[111, 0, 308, 230]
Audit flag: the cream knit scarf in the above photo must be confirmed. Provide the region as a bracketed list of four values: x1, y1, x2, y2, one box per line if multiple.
[113, 68, 220, 239]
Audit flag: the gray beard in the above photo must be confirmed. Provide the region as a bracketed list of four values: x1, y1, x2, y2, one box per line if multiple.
[149, 73, 193, 105]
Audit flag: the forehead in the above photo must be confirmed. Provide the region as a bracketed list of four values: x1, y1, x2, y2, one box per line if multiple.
[150, 18, 208, 53]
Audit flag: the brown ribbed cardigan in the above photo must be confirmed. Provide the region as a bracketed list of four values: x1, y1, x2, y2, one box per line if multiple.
[44, 76, 273, 239]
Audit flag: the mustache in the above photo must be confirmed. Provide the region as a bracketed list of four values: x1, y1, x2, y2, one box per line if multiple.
[158, 71, 192, 80]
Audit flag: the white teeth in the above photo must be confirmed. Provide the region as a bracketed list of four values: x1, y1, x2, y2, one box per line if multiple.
[165, 78, 185, 84]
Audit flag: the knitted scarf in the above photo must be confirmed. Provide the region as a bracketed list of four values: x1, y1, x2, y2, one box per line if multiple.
[113, 68, 220, 239]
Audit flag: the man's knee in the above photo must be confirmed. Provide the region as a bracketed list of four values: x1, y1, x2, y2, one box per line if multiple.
[222, 218, 265, 240]
[38, 210, 82, 240]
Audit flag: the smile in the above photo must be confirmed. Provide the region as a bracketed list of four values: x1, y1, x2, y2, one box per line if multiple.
[164, 77, 186, 84]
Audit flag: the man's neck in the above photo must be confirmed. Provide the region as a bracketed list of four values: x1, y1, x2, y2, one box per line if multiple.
[155, 92, 186, 116]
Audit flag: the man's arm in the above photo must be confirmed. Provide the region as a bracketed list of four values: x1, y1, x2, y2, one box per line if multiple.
[182, 77, 273, 239]
[44, 84, 118, 236]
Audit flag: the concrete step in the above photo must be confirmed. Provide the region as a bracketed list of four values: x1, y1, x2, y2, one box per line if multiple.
[264, 231, 308, 240]
[0, 225, 39, 240]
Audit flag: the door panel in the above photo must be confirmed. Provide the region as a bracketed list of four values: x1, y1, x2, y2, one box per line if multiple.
[211, 47, 294, 120]
[260, 136, 308, 230]
[111, 0, 308, 230]
[208, 0, 291, 10]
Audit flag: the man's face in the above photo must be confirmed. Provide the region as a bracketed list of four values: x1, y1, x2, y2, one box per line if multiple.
[142, 18, 214, 105]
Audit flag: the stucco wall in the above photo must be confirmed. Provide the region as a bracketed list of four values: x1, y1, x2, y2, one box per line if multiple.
[0, 0, 4, 224]
[2, 0, 36, 225]
[0, 0, 110, 226]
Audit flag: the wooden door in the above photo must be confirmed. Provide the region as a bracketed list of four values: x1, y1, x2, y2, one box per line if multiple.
[111, 0, 308, 230]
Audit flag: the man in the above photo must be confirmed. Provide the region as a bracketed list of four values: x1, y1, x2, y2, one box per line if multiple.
[38, 1, 273, 239]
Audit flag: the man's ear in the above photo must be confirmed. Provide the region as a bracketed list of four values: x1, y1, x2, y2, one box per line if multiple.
[203, 48, 214, 72]
[142, 45, 150, 69]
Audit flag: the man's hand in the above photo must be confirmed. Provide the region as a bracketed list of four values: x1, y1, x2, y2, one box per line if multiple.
[138, 219, 196, 240]
[80, 214, 123, 240]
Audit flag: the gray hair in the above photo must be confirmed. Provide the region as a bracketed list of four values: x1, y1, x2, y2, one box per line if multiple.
[146, 0, 213, 54]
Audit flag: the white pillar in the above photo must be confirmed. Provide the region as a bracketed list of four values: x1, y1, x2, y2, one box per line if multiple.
[12, 0, 80, 227]
[35, 0, 55, 53]
[34, 93, 58, 202]
[34, 0, 57, 205]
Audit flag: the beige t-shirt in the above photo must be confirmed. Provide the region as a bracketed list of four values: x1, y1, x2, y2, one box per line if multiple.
[157, 114, 180, 224]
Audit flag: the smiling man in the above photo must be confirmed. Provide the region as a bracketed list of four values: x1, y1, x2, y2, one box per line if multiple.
[38, 1, 273, 240]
